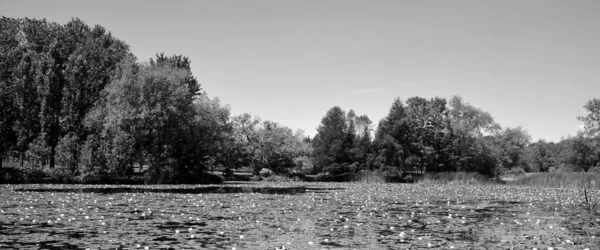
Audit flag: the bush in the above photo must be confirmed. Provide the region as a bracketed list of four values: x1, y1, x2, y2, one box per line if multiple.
[506, 167, 526, 177]
[43, 165, 77, 184]
[259, 168, 274, 177]
[323, 163, 355, 176]
[224, 174, 252, 181]
[589, 166, 600, 174]
[0, 167, 24, 184]
[549, 164, 575, 173]
[289, 172, 305, 180]
[177, 171, 224, 184]
[263, 175, 291, 182]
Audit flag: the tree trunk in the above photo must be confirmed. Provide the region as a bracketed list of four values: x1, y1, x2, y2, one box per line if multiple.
[49, 146, 56, 169]
[0, 153, 3, 172]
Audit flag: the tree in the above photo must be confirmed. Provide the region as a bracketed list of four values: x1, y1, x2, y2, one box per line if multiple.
[352, 114, 373, 167]
[526, 140, 557, 172]
[403, 96, 451, 173]
[0, 17, 22, 170]
[192, 92, 233, 171]
[446, 96, 500, 172]
[232, 113, 262, 174]
[98, 55, 201, 183]
[231, 114, 312, 175]
[494, 127, 531, 170]
[374, 98, 411, 173]
[576, 98, 600, 171]
[312, 106, 349, 168]
[579, 98, 600, 137]
[567, 134, 597, 172]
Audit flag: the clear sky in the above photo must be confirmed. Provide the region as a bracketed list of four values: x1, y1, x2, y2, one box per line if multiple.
[3, 0, 599, 142]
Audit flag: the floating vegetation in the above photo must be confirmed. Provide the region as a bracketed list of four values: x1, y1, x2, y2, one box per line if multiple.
[1, 182, 599, 249]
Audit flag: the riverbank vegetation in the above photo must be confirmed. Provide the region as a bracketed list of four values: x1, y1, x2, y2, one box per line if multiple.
[2, 17, 600, 184]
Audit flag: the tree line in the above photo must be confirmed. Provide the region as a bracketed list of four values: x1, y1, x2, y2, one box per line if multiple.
[313, 97, 600, 179]
[1, 17, 599, 183]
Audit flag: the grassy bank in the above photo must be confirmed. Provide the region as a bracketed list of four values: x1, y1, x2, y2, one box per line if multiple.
[511, 172, 600, 189]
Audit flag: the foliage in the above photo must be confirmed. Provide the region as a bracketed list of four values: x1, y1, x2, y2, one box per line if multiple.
[231, 114, 312, 175]
[3, 17, 600, 183]
[0, 17, 227, 184]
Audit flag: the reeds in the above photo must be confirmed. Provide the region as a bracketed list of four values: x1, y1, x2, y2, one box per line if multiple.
[417, 172, 497, 185]
[511, 172, 600, 189]
[351, 171, 386, 183]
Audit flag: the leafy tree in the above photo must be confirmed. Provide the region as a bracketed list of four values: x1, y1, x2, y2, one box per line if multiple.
[374, 98, 412, 173]
[98, 55, 201, 183]
[192, 93, 233, 171]
[375, 97, 453, 174]
[232, 114, 312, 175]
[579, 98, 600, 137]
[403, 96, 451, 173]
[494, 127, 531, 170]
[567, 134, 597, 172]
[575, 98, 600, 170]
[526, 140, 557, 172]
[312, 106, 350, 168]
[232, 113, 262, 174]
[446, 96, 500, 172]
[0, 17, 22, 169]
[352, 114, 374, 167]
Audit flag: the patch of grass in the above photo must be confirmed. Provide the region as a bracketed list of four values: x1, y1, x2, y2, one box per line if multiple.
[351, 171, 386, 183]
[417, 172, 498, 185]
[512, 172, 600, 189]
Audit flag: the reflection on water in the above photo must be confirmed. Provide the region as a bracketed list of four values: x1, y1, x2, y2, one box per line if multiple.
[15, 186, 344, 195]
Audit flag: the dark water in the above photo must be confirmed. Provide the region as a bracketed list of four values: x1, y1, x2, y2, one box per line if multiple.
[15, 186, 344, 195]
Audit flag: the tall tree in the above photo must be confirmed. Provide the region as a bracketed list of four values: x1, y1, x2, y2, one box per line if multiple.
[526, 140, 557, 172]
[312, 106, 349, 167]
[447, 96, 500, 171]
[374, 98, 411, 172]
[579, 98, 600, 137]
[99, 55, 201, 183]
[494, 127, 531, 170]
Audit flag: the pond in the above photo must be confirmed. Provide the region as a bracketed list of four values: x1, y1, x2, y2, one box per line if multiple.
[1, 182, 598, 249]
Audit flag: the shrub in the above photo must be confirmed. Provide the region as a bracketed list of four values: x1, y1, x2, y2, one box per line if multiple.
[263, 175, 291, 182]
[323, 163, 353, 176]
[289, 172, 305, 180]
[549, 164, 575, 173]
[506, 167, 526, 177]
[589, 166, 600, 175]
[259, 168, 274, 177]
[43, 165, 77, 184]
[0, 167, 24, 184]
[177, 171, 224, 184]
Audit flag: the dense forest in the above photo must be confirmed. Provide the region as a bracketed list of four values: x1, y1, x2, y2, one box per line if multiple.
[1, 17, 600, 184]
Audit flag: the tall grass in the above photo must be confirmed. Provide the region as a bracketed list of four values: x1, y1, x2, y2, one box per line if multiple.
[511, 172, 600, 189]
[351, 171, 386, 183]
[417, 172, 498, 185]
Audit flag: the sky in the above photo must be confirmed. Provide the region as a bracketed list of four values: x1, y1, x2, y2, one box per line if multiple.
[2, 0, 600, 142]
